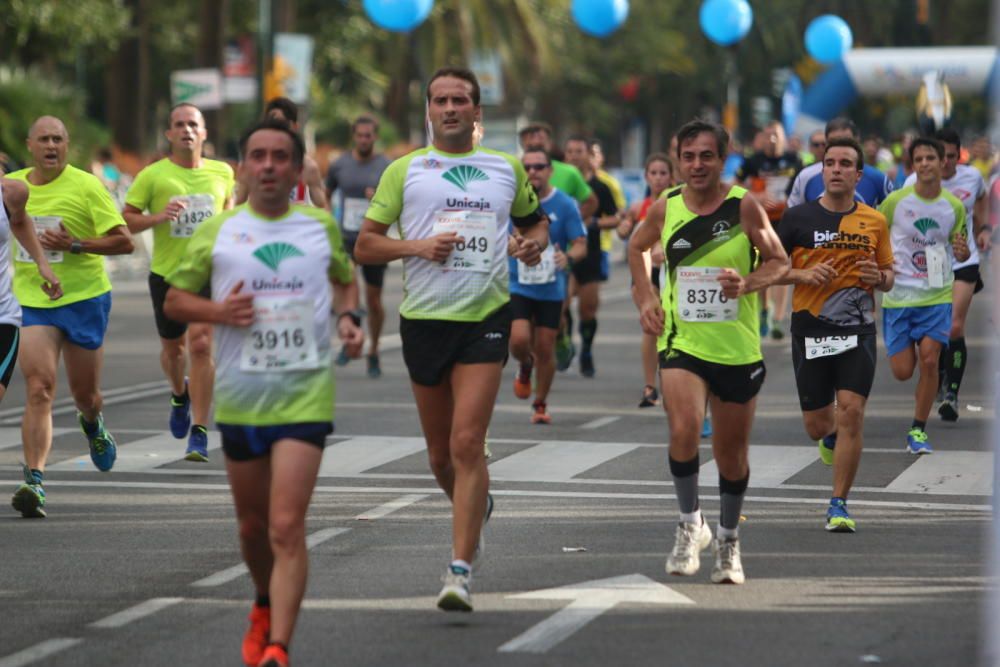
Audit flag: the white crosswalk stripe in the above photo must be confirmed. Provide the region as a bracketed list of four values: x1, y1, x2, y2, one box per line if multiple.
[2, 432, 992, 497]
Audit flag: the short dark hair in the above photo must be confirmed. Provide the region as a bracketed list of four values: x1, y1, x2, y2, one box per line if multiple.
[564, 134, 590, 149]
[239, 117, 305, 166]
[934, 127, 961, 151]
[522, 145, 550, 163]
[426, 67, 480, 106]
[168, 103, 203, 127]
[825, 117, 859, 139]
[823, 137, 865, 170]
[518, 122, 553, 139]
[352, 115, 379, 133]
[909, 136, 945, 162]
[264, 97, 298, 124]
[675, 119, 728, 158]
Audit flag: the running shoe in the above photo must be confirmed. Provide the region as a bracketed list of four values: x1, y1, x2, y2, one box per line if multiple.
[825, 499, 856, 533]
[701, 415, 712, 438]
[531, 400, 551, 424]
[257, 643, 288, 667]
[366, 354, 382, 379]
[168, 380, 191, 438]
[665, 518, 712, 576]
[472, 492, 493, 567]
[938, 392, 959, 422]
[906, 428, 933, 455]
[185, 426, 209, 462]
[770, 321, 785, 340]
[242, 603, 271, 667]
[638, 385, 659, 408]
[513, 362, 532, 399]
[11, 465, 45, 519]
[80, 412, 117, 472]
[334, 348, 350, 366]
[710, 537, 745, 584]
[555, 335, 575, 372]
[818, 435, 836, 466]
[759, 309, 770, 338]
[580, 350, 595, 378]
[436, 564, 473, 612]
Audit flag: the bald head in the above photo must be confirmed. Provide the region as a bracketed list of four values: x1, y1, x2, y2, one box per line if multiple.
[26, 115, 69, 175]
[28, 116, 68, 140]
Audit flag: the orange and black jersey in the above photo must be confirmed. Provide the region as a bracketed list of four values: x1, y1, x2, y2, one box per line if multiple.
[778, 200, 893, 337]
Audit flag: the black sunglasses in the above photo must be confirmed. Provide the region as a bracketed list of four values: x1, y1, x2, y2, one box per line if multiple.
[524, 163, 550, 171]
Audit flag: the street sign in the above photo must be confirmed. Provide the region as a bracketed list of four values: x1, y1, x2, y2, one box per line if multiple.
[170, 69, 223, 110]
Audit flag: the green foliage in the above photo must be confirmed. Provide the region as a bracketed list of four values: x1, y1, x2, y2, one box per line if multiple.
[0, 0, 130, 62]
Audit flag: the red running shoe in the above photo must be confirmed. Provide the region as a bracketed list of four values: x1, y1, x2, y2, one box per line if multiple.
[242, 604, 270, 666]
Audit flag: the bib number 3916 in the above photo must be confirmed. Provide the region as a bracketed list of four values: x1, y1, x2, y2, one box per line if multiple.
[805, 335, 858, 359]
[16, 216, 64, 264]
[676, 267, 737, 322]
[240, 298, 319, 372]
[432, 210, 495, 273]
[170, 194, 215, 238]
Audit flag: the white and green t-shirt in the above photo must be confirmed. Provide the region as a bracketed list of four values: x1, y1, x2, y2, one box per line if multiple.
[879, 185, 966, 309]
[125, 158, 235, 278]
[168, 204, 353, 426]
[365, 146, 539, 322]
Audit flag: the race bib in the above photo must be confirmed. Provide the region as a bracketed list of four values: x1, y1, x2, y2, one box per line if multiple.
[169, 194, 215, 238]
[341, 197, 368, 233]
[925, 244, 947, 288]
[805, 335, 858, 360]
[676, 267, 737, 322]
[16, 216, 63, 264]
[431, 210, 495, 273]
[765, 175, 790, 201]
[518, 245, 557, 285]
[240, 297, 319, 372]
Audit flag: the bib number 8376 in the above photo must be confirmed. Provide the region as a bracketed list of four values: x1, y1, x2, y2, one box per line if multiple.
[685, 288, 728, 305]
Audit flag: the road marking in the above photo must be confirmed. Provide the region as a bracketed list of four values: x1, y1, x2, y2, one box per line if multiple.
[89, 597, 185, 629]
[0, 380, 170, 425]
[355, 493, 428, 520]
[0, 638, 83, 667]
[47, 432, 222, 473]
[40, 480, 992, 512]
[885, 451, 994, 496]
[579, 416, 621, 430]
[497, 574, 694, 654]
[698, 445, 820, 488]
[320, 436, 426, 476]
[488, 441, 640, 482]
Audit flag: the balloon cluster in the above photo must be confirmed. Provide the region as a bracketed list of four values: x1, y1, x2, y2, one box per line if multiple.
[699, 0, 753, 46]
[362, 0, 434, 33]
[804, 15, 853, 64]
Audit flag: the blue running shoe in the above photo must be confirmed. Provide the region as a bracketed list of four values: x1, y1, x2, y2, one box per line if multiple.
[335, 348, 351, 367]
[367, 354, 382, 378]
[80, 412, 117, 472]
[580, 350, 595, 378]
[11, 465, 46, 518]
[906, 428, 933, 455]
[555, 334, 574, 372]
[168, 381, 191, 438]
[185, 426, 209, 462]
[825, 498, 856, 533]
[701, 415, 712, 438]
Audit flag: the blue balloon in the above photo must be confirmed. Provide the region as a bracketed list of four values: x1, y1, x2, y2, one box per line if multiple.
[699, 0, 753, 46]
[363, 0, 433, 33]
[571, 0, 630, 38]
[805, 15, 853, 64]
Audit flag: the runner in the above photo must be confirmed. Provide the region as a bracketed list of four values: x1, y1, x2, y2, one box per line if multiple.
[8, 116, 135, 518]
[903, 128, 990, 421]
[356, 67, 548, 611]
[737, 120, 802, 339]
[325, 115, 392, 377]
[628, 119, 788, 584]
[881, 137, 970, 454]
[510, 146, 586, 423]
[563, 135, 622, 377]
[618, 153, 676, 407]
[776, 136, 895, 532]
[123, 103, 235, 461]
[235, 97, 328, 209]
[164, 118, 362, 667]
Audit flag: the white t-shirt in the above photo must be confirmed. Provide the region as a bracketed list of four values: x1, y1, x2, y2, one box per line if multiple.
[0, 182, 22, 326]
[905, 164, 985, 269]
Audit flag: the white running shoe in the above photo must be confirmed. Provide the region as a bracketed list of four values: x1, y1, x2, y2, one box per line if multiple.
[710, 537, 745, 584]
[436, 565, 473, 612]
[665, 519, 713, 576]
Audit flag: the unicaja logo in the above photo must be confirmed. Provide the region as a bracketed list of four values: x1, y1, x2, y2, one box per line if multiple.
[443, 165, 489, 192]
[914, 218, 940, 236]
[253, 242, 304, 271]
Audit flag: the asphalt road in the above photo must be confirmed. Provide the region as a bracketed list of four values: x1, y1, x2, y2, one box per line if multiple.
[0, 258, 995, 667]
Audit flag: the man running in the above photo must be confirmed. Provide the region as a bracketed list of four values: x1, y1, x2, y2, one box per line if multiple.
[903, 128, 990, 421]
[881, 137, 970, 454]
[325, 115, 392, 377]
[777, 136, 895, 532]
[8, 116, 134, 518]
[563, 135, 621, 377]
[629, 119, 788, 584]
[4, 176, 63, 518]
[356, 67, 548, 612]
[124, 103, 235, 461]
[510, 146, 586, 423]
[165, 118, 362, 667]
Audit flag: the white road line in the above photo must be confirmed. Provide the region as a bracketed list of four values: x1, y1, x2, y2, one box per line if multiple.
[0, 381, 170, 425]
[47, 431, 222, 473]
[885, 451, 994, 496]
[698, 445, 819, 488]
[190, 562, 250, 588]
[579, 416, 621, 430]
[89, 597, 185, 629]
[355, 493, 428, 520]
[488, 441, 641, 482]
[319, 436, 426, 476]
[306, 526, 352, 549]
[0, 638, 83, 667]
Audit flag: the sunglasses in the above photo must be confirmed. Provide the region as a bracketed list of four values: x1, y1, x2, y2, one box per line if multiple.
[524, 163, 550, 171]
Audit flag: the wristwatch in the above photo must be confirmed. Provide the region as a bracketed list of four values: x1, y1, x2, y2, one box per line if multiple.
[69, 239, 84, 254]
